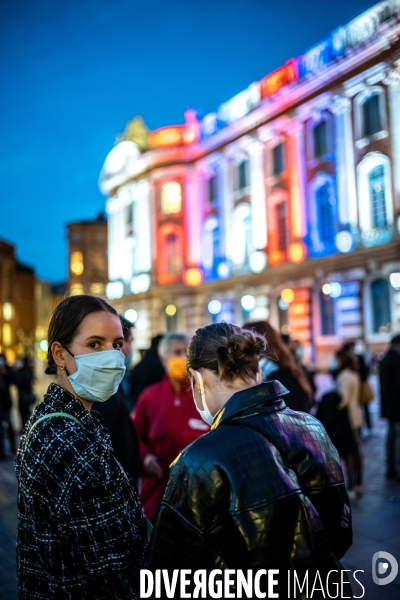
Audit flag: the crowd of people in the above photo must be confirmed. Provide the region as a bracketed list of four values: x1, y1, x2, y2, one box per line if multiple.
[1, 293, 399, 598]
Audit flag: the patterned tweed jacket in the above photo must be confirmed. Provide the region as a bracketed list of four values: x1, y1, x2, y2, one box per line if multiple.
[148, 381, 352, 597]
[15, 383, 147, 600]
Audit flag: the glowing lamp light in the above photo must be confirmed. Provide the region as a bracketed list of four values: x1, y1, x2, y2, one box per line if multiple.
[217, 262, 231, 279]
[281, 324, 291, 335]
[165, 304, 177, 317]
[269, 250, 285, 265]
[106, 281, 124, 300]
[390, 272, 400, 290]
[322, 283, 332, 295]
[280, 288, 294, 304]
[124, 309, 138, 323]
[39, 340, 48, 352]
[288, 242, 305, 264]
[183, 267, 203, 287]
[336, 231, 353, 253]
[208, 300, 222, 315]
[329, 282, 342, 298]
[130, 273, 151, 294]
[249, 251, 267, 273]
[2, 302, 12, 321]
[241, 295, 256, 312]
[278, 298, 289, 310]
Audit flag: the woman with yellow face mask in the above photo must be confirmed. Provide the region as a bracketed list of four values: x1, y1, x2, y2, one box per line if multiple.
[131, 332, 209, 523]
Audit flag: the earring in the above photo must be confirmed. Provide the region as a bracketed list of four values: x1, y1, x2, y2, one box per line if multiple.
[59, 365, 65, 372]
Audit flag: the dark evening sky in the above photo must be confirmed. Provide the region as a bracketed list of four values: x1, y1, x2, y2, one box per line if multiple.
[0, 0, 375, 282]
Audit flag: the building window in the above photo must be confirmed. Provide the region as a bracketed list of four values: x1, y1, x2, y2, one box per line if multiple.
[70, 251, 84, 275]
[369, 165, 387, 229]
[126, 203, 133, 224]
[232, 204, 252, 267]
[313, 121, 328, 158]
[371, 278, 391, 333]
[273, 143, 285, 175]
[363, 94, 382, 137]
[316, 181, 336, 244]
[202, 217, 220, 275]
[236, 159, 249, 190]
[277, 202, 287, 251]
[166, 233, 182, 275]
[208, 174, 218, 203]
[320, 291, 335, 335]
[161, 182, 182, 214]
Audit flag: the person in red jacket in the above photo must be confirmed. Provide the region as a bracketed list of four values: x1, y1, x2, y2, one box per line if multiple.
[131, 332, 209, 523]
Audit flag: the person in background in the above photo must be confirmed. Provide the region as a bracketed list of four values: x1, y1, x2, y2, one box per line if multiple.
[148, 323, 352, 593]
[379, 334, 400, 480]
[335, 347, 363, 498]
[243, 320, 313, 413]
[343, 340, 373, 435]
[0, 353, 17, 458]
[14, 356, 35, 431]
[131, 332, 209, 523]
[94, 316, 139, 482]
[128, 334, 165, 412]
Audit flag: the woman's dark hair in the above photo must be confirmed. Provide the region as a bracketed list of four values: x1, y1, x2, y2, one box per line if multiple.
[336, 348, 358, 373]
[243, 320, 313, 402]
[186, 322, 266, 382]
[45, 295, 118, 375]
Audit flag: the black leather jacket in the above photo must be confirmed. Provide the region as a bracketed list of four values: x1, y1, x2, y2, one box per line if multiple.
[148, 381, 352, 595]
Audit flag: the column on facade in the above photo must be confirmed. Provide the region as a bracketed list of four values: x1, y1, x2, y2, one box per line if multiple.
[184, 166, 202, 268]
[248, 138, 267, 251]
[106, 193, 128, 283]
[386, 64, 400, 214]
[332, 95, 358, 231]
[133, 179, 152, 275]
[285, 118, 307, 241]
[219, 156, 233, 262]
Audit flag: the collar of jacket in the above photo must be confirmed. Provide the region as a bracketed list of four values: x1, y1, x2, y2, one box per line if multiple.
[211, 380, 289, 430]
[41, 382, 101, 430]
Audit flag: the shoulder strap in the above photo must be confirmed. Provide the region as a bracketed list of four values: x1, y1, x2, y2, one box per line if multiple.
[27, 412, 84, 438]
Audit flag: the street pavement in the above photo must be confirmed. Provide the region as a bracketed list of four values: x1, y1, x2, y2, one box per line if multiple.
[0, 385, 399, 599]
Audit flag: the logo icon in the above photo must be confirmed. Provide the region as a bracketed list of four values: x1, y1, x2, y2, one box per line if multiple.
[372, 551, 398, 585]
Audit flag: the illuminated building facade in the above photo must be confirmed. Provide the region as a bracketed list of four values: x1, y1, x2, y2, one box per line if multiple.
[100, 0, 400, 364]
[67, 213, 108, 296]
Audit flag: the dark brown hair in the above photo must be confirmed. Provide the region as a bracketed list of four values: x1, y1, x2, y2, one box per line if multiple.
[243, 320, 313, 402]
[336, 348, 358, 373]
[186, 322, 266, 382]
[45, 295, 118, 375]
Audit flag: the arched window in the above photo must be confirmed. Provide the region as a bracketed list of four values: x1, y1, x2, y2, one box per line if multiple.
[371, 279, 391, 333]
[166, 233, 181, 275]
[313, 120, 328, 158]
[357, 153, 393, 237]
[369, 165, 387, 229]
[232, 204, 252, 268]
[276, 201, 287, 251]
[157, 224, 183, 284]
[236, 158, 249, 190]
[309, 173, 337, 255]
[319, 291, 335, 335]
[161, 182, 182, 214]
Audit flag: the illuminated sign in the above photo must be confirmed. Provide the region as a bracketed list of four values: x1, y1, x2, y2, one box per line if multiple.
[298, 28, 345, 79]
[200, 83, 260, 137]
[260, 60, 298, 98]
[345, 0, 400, 48]
[149, 109, 200, 149]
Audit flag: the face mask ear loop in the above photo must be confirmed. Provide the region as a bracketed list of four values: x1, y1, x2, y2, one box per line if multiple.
[62, 345, 75, 377]
[193, 370, 207, 412]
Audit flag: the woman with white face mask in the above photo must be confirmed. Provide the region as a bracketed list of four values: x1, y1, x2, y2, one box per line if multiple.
[15, 295, 147, 600]
[148, 323, 353, 597]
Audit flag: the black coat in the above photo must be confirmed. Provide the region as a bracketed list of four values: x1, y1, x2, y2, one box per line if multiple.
[93, 386, 139, 482]
[380, 348, 400, 421]
[267, 368, 311, 412]
[316, 391, 357, 458]
[148, 381, 352, 596]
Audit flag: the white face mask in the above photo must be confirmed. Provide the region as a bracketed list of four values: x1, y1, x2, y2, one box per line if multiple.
[66, 349, 126, 402]
[190, 369, 213, 426]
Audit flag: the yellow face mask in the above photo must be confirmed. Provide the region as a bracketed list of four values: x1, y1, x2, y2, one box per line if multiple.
[167, 356, 187, 381]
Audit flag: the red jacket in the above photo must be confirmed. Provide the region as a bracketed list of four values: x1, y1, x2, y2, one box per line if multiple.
[131, 376, 209, 523]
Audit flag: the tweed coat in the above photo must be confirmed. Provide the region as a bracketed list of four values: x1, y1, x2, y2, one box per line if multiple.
[15, 383, 147, 599]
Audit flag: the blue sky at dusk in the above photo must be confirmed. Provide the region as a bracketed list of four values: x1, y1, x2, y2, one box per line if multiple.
[0, 0, 375, 282]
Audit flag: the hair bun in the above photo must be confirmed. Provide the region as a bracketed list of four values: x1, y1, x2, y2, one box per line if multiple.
[216, 331, 266, 378]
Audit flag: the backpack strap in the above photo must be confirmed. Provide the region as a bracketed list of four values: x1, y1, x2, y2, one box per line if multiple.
[27, 412, 84, 438]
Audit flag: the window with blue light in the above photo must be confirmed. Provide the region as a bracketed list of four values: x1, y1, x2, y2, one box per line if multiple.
[319, 291, 335, 335]
[371, 279, 391, 333]
[363, 94, 382, 137]
[316, 182, 336, 244]
[313, 120, 328, 158]
[273, 143, 285, 175]
[208, 174, 218, 203]
[277, 202, 287, 251]
[237, 159, 249, 190]
[369, 165, 387, 229]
